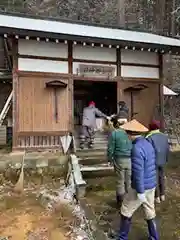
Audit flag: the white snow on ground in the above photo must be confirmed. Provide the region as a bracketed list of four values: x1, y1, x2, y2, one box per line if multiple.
[38, 185, 93, 240]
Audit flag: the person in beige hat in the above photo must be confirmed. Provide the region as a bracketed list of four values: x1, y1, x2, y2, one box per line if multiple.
[107, 116, 132, 206]
[118, 119, 159, 240]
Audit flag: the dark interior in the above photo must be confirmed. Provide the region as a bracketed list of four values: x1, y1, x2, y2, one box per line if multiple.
[74, 80, 117, 125]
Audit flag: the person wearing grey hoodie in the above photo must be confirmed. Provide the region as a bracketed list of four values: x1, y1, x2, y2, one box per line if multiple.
[80, 101, 108, 149]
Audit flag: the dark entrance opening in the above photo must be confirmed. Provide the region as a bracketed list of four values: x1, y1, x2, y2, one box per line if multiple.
[74, 80, 117, 126]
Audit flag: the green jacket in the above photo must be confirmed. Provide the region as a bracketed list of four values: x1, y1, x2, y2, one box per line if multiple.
[107, 129, 132, 161]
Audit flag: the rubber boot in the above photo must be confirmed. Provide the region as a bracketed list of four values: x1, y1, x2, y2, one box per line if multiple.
[118, 214, 131, 240]
[80, 143, 84, 149]
[88, 141, 93, 149]
[116, 194, 124, 207]
[147, 218, 159, 240]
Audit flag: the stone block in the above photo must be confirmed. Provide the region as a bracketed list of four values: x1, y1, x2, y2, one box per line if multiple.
[76, 184, 87, 199]
[47, 166, 65, 177]
[24, 159, 37, 169]
[48, 155, 68, 166]
[36, 158, 49, 168]
[0, 160, 7, 171]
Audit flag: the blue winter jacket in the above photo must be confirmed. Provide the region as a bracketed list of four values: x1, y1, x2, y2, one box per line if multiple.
[146, 130, 169, 166]
[131, 137, 156, 194]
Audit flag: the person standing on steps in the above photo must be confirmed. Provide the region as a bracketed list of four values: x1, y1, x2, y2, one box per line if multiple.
[118, 119, 159, 240]
[110, 101, 129, 127]
[116, 101, 129, 121]
[80, 101, 108, 149]
[107, 117, 132, 207]
[146, 120, 169, 204]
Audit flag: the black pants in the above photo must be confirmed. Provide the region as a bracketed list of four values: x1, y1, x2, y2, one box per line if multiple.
[155, 166, 165, 198]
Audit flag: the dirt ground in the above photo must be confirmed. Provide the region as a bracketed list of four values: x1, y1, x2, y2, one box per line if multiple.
[0, 179, 74, 240]
[86, 150, 180, 239]
[0, 150, 180, 240]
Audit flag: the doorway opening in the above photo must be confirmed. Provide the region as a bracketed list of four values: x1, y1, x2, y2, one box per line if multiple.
[74, 80, 117, 126]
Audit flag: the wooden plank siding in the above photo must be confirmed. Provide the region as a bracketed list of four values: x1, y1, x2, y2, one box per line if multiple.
[18, 76, 70, 132]
[117, 80, 159, 127]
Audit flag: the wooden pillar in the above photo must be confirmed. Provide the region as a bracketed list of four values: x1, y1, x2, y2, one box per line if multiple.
[68, 76, 73, 132]
[116, 47, 121, 76]
[68, 41, 73, 74]
[158, 53, 164, 131]
[12, 38, 19, 149]
[116, 47, 122, 110]
[68, 41, 73, 132]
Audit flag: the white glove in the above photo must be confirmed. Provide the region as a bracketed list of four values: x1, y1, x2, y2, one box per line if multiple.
[137, 193, 147, 203]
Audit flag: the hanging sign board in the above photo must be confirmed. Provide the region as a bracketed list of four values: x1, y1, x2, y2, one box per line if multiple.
[78, 64, 115, 78]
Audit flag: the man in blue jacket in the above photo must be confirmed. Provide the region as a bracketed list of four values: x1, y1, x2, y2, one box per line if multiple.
[118, 119, 159, 240]
[146, 120, 169, 203]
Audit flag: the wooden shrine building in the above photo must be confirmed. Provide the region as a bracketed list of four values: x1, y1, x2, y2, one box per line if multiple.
[0, 13, 180, 150]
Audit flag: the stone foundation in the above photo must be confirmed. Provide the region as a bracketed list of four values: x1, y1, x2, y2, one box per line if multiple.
[0, 151, 68, 182]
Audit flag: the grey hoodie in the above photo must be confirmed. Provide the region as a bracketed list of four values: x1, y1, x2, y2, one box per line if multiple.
[82, 106, 107, 128]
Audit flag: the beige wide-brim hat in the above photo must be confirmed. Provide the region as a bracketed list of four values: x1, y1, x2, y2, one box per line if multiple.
[121, 119, 149, 133]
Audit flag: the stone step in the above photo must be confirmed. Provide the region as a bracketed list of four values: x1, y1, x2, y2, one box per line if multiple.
[75, 140, 108, 150]
[75, 141, 108, 146]
[76, 149, 106, 157]
[76, 146, 107, 152]
[79, 157, 107, 166]
[74, 132, 108, 138]
[75, 138, 108, 143]
[80, 163, 113, 172]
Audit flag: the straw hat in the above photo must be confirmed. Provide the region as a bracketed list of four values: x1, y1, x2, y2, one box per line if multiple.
[121, 119, 149, 133]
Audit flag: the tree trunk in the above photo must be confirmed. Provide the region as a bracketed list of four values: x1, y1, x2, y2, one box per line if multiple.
[171, 0, 176, 36]
[117, 0, 125, 27]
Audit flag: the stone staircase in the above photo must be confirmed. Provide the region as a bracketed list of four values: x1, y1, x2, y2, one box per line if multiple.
[74, 131, 114, 177]
[74, 130, 109, 150]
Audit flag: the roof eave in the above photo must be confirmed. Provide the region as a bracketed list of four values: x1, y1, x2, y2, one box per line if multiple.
[1, 26, 180, 54]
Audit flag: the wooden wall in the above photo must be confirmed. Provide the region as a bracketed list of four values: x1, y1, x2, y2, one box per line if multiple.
[12, 38, 163, 149]
[120, 49, 159, 79]
[18, 39, 68, 73]
[18, 76, 70, 133]
[117, 80, 159, 126]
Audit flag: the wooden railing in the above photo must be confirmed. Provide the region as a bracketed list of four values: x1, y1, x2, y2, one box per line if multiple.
[17, 135, 62, 149]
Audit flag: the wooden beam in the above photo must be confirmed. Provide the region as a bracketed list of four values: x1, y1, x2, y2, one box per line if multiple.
[122, 77, 160, 83]
[73, 75, 117, 82]
[116, 47, 121, 76]
[121, 62, 160, 68]
[73, 58, 116, 65]
[17, 130, 69, 136]
[17, 71, 71, 78]
[3, 38, 12, 70]
[18, 54, 68, 62]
